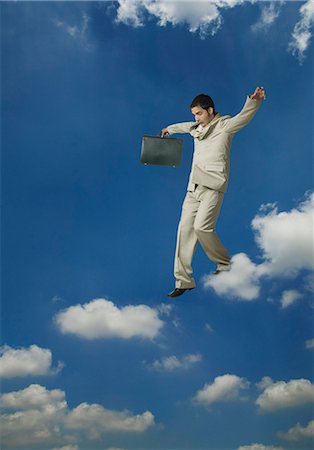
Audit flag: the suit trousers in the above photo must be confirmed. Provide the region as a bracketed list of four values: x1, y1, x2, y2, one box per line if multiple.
[174, 185, 230, 288]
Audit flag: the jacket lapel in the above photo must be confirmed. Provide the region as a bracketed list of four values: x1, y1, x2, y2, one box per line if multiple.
[192, 113, 221, 140]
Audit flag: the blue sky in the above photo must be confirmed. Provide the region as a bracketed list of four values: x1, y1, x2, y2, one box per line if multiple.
[1, 1, 313, 449]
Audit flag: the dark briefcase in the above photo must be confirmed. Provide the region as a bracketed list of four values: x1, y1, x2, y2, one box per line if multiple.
[140, 135, 183, 167]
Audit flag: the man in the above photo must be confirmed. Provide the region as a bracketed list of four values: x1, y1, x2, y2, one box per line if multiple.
[161, 86, 266, 298]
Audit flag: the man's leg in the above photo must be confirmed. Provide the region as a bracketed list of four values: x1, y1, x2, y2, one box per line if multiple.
[174, 191, 200, 289]
[194, 187, 230, 269]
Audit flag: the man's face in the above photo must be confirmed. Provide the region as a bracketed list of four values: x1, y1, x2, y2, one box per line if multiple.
[191, 106, 213, 126]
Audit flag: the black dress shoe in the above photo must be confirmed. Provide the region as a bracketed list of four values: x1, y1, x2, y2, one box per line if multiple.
[167, 288, 194, 298]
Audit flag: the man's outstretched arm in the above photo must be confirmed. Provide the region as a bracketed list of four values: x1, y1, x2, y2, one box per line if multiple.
[219, 86, 266, 134]
[161, 121, 196, 137]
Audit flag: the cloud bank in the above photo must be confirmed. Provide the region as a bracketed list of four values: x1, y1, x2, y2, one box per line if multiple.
[278, 419, 314, 442]
[0, 384, 155, 447]
[114, 1, 313, 60]
[55, 298, 164, 340]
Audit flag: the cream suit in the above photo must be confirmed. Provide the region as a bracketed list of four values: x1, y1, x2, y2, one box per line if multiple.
[167, 96, 262, 289]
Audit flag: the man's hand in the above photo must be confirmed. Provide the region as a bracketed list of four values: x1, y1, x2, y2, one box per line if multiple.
[250, 86, 266, 101]
[161, 128, 170, 137]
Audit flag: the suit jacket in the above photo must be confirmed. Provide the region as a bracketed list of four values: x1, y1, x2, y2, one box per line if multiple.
[167, 96, 262, 192]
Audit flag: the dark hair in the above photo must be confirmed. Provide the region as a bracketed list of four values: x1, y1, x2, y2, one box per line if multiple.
[190, 94, 215, 114]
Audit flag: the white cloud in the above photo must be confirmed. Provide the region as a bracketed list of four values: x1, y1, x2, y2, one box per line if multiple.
[305, 338, 314, 349]
[238, 445, 284, 450]
[289, 0, 314, 64]
[113, 1, 314, 61]
[203, 253, 261, 301]
[193, 374, 249, 406]
[203, 193, 314, 301]
[0, 344, 64, 378]
[148, 353, 202, 371]
[66, 403, 154, 440]
[115, 0, 248, 38]
[0, 383, 67, 411]
[256, 378, 314, 413]
[0, 384, 154, 448]
[55, 298, 164, 340]
[251, 1, 282, 32]
[0, 384, 68, 447]
[280, 289, 303, 309]
[115, 0, 145, 28]
[252, 193, 314, 277]
[278, 420, 314, 442]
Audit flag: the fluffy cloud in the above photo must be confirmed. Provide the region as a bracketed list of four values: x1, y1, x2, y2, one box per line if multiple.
[280, 289, 303, 309]
[0, 384, 68, 447]
[115, 0, 247, 38]
[193, 374, 249, 406]
[0, 344, 63, 378]
[203, 253, 261, 301]
[0, 384, 154, 448]
[252, 193, 314, 277]
[147, 353, 202, 371]
[66, 403, 154, 439]
[203, 193, 314, 301]
[278, 420, 314, 442]
[55, 298, 164, 340]
[289, 0, 314, 63]
[113, 1, 313, 61]
[256, 377, 314, 412]
[238, 445, 283, 450]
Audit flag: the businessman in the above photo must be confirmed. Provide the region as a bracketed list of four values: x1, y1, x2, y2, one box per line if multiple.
[161, 86, 266, 298]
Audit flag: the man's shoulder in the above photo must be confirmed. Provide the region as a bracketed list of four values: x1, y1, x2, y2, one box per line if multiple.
[218, 114, 232, 122]
[216, 114, 232, 127]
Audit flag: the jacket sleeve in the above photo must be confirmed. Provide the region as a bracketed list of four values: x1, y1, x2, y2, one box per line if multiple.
[219, 96, 262, 134]
[167, 122, 197, 135]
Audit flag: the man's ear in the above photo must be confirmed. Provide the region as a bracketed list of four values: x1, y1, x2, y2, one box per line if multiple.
[208, 107, 214, 115]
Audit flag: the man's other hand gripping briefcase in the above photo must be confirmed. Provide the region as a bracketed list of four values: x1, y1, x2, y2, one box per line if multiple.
[140, 135, 183, 167]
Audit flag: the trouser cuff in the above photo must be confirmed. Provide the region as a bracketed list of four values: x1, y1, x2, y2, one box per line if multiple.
[175, 280, 196, 289]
